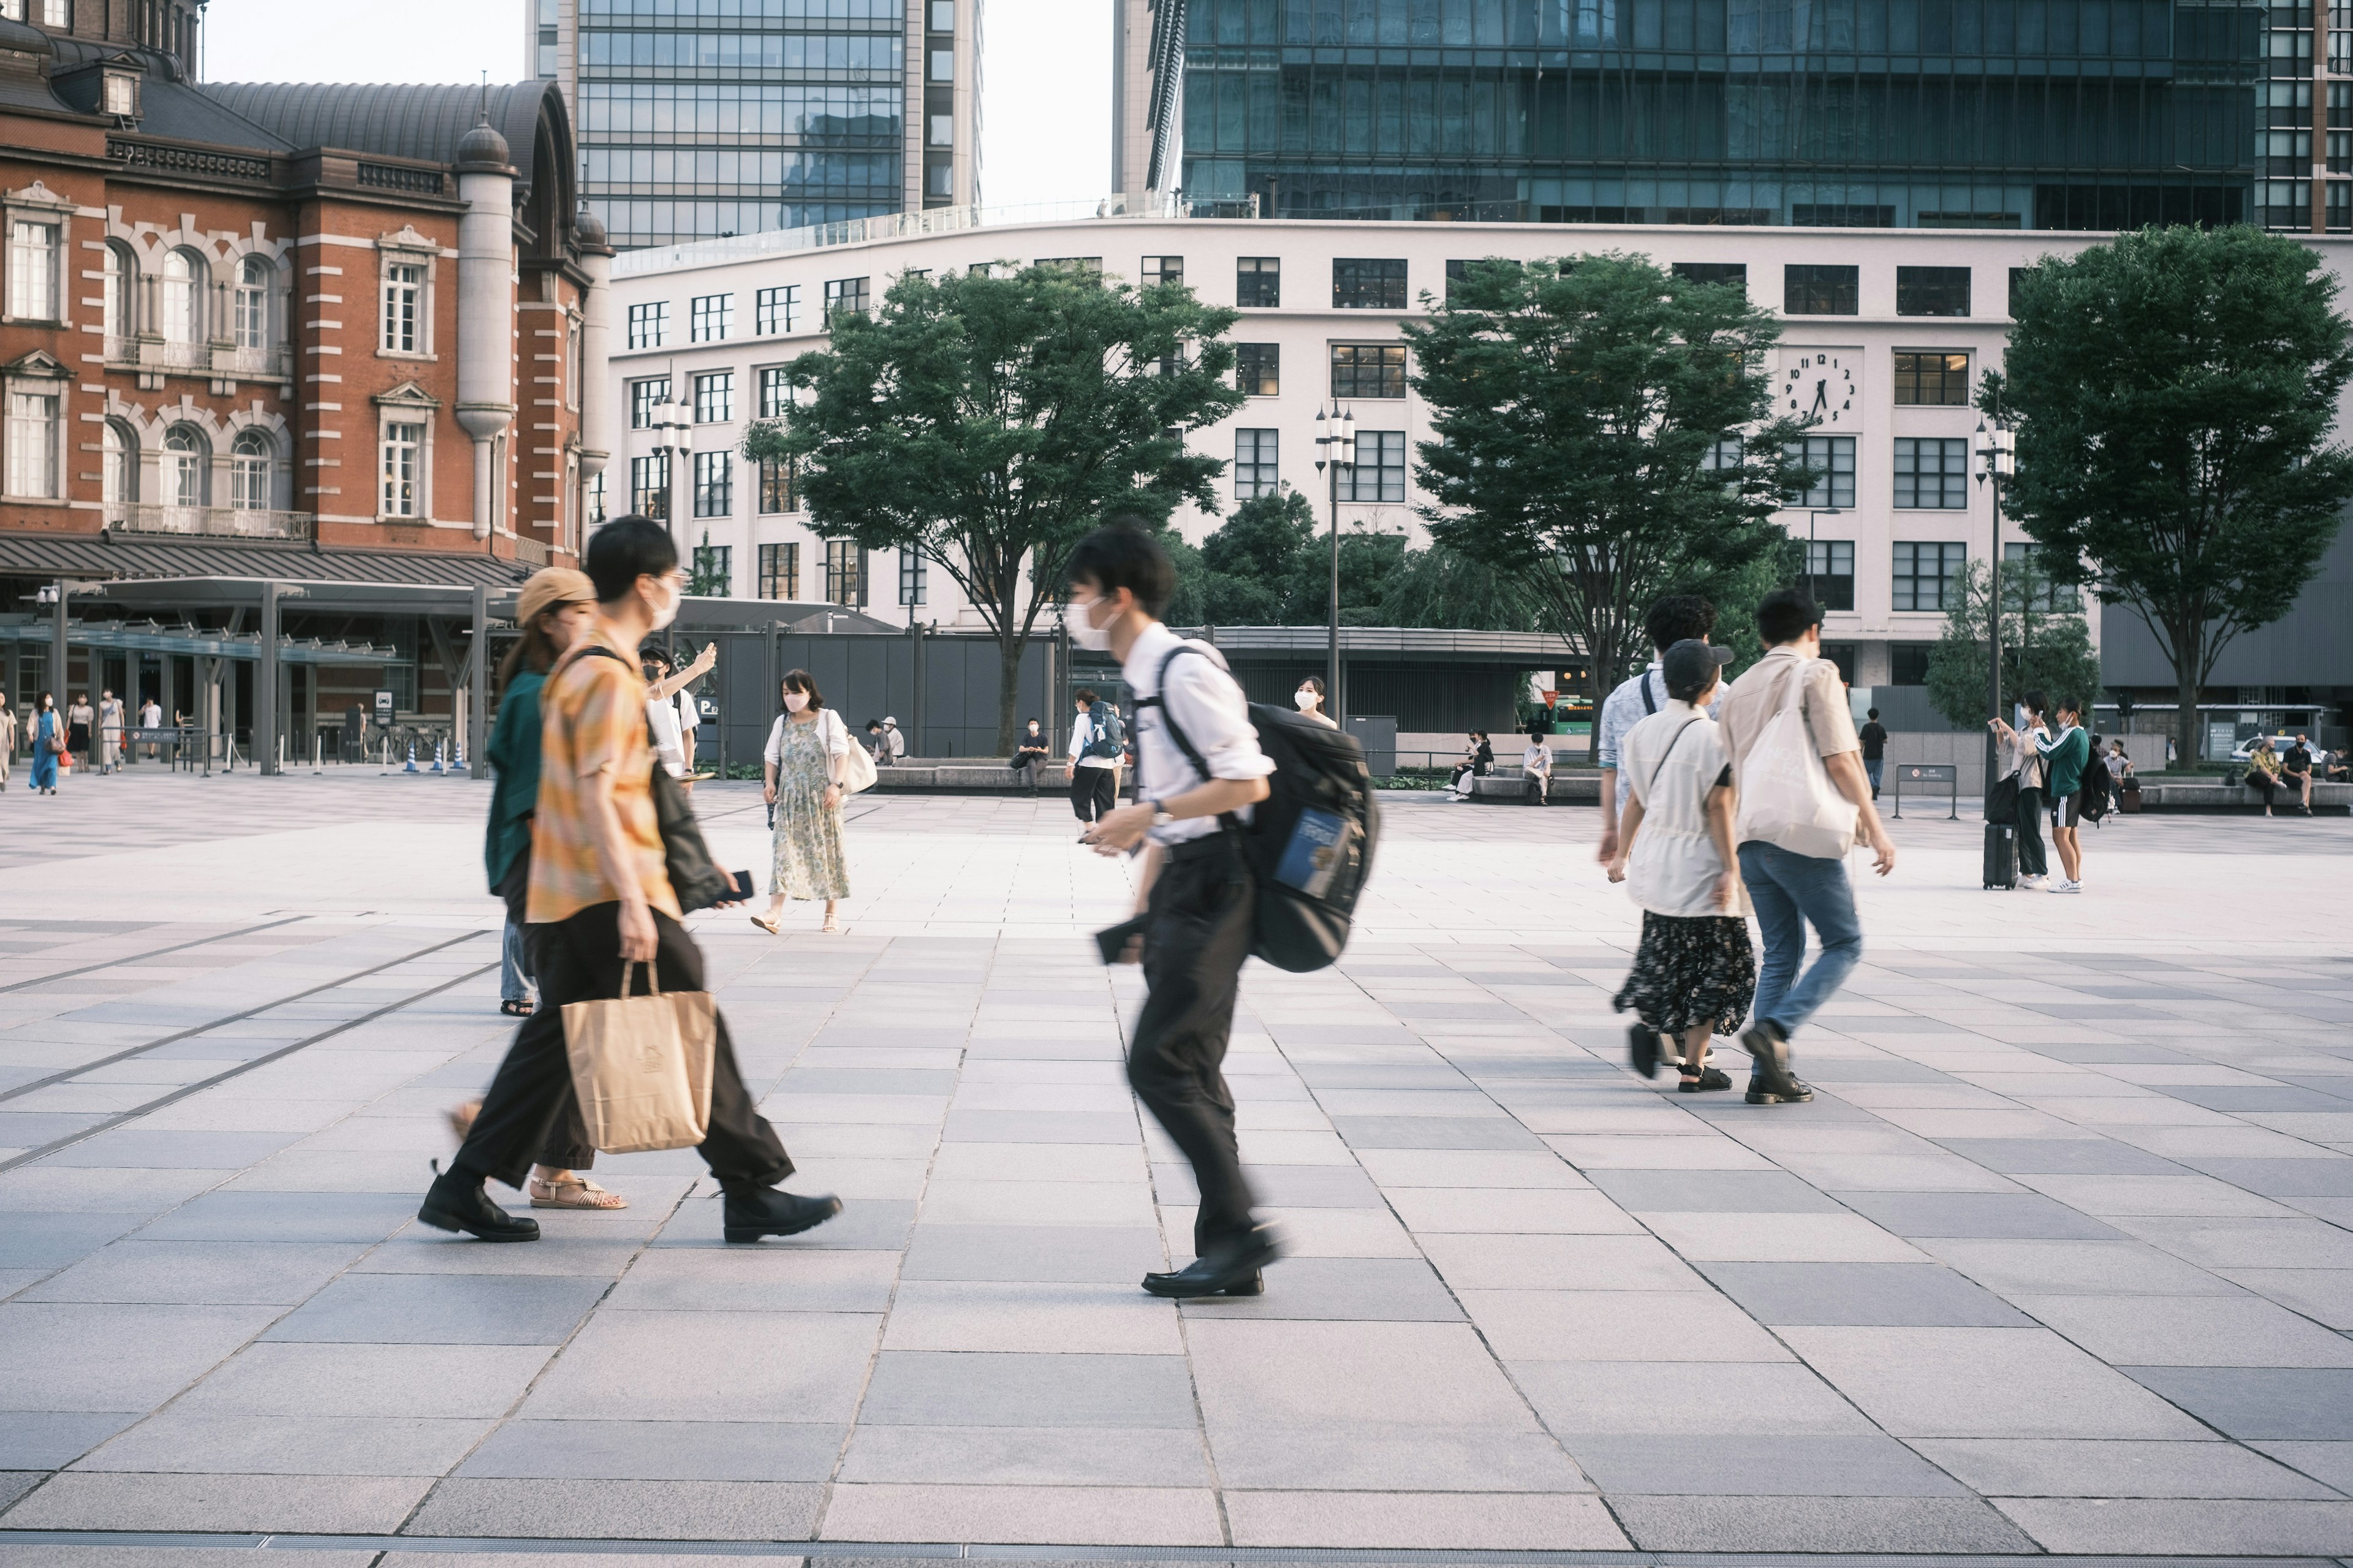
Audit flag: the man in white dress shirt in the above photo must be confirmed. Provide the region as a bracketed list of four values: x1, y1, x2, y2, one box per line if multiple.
[1071, 522, 1281, 1300]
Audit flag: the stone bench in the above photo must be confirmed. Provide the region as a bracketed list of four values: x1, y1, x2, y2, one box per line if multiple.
[2128, 778, 2351, 814]
[1459, 768, 1601, 804]
[867, 759, 1074, 793]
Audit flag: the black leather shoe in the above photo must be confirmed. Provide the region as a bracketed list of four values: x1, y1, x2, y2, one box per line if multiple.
[1627, 1022, 1661, 1080]
[722, 1187, 843, 1243]
[419, 1164, 539, 1243]
[1143, 1229, 1281, 1298]
[1740, 1023, 1809, 1102]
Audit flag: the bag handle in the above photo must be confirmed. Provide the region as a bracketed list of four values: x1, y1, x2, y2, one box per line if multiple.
[1644, 716, 1704, 801]
[624, 960, 661, 998]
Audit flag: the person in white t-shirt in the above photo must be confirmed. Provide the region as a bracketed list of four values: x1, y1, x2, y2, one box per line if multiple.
[138, 696, 161, 760]
[1520, 732, 1553, 806]
[1608, 638, 1752, 1094]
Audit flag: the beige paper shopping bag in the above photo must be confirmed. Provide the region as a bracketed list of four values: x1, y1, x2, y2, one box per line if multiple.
[562, 962, 717, 1153]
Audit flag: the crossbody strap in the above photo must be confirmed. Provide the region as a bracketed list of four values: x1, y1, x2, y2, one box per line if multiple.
[1639, 670, 1658, 716]
[1644, 717, 1704, 802]
[1132, 644, 1239, 831]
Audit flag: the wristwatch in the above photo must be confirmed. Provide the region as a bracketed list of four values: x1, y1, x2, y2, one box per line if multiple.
[1150, 809, 1176, 830]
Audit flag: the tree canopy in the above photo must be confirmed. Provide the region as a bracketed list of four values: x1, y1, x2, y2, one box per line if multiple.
[741, 262, 1244, 749]
[1923, 557, 2103, 731]
[1990, 225, 2353, 765]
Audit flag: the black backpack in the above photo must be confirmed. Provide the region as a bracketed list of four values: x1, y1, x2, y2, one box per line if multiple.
[1141, 645, 1379, 972]
[2078, 751, 2113, 826]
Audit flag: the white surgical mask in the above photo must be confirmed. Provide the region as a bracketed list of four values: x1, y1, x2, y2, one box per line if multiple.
[782, 692, 809, 713]
[1067, 593, 1113, 652]
[1294, 689, 1317, 710]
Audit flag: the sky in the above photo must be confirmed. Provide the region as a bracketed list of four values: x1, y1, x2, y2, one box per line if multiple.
[205, 0, 1112, 208]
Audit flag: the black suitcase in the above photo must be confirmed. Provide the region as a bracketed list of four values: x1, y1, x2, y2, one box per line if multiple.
[1984, 822, 2017, 889]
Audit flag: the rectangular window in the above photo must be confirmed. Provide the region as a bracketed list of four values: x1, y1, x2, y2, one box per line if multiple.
[1339, 430, 1407, 502]
[758, 542, 800, 600]
[690, 292, 733, 343]
[823, 276, 868, 320]
[824, 539, 868, 606]
[1236, 256, 1280, 308]
[7, 221, 58, 320]
[929, 48, 953, 80]
[759, 366, 790, 419]
[1896, 267, 1971, 317]
[6, 390, 58, 498]
[1892, 352, 1969, 406]
[2004, 542, 2081, 610]
[1889, 643, 1933, 686]
[1700, 436, 1746, 475]
[929, 0, 954, 29]
[1781, 436, 1856, 509]
[692, 450, 733, 518]
[1333, 257, 1408, 309]
[691, 542, 731, 596]
[1804, 539, 1855, 612]
[1330, 344, 1408, 399]
[630, 452, 670, 521]
[1142, 255, 1183, 287]
[42, 0, 67, 25]
[629, 377, 670, 430]
[925, 162, 953, 199]
[102, 70, 135, 116]
[1234, 342, 1279, 395]
[1893, 437, 1969, 508]
[1233, 428, 1278, 498]
[898, 550, 928, 607]
[381, 421, 422, 517]
[626, 300, 668, 350]
[382, 262, 423, 352]
[1892, 542, 1968, 612]
[1784, 265, 1859, 315]
[1672, 262, 1748, 288]
[756, 284, 799, 335]
[759, 455, 797, 513]
[2007, 266, 2039, 318]
[928, 113, 954, 148]
[693, 371, 733, 423]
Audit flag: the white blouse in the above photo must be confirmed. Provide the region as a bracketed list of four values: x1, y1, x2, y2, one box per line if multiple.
[1620, 702, 1746, 919]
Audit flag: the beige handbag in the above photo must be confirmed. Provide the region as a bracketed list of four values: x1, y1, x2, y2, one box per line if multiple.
[561, 962, 716, 1153]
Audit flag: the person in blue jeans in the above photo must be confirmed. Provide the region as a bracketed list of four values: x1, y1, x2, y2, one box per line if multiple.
[1715, 589, 1898, 1105]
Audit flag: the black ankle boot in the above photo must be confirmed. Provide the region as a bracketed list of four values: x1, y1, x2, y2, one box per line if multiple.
[722, 1186, 843, 1243]
[419, 1162, 539, 1242]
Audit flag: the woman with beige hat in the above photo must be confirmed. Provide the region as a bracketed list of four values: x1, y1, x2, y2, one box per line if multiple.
[449, 565, 629, 1212]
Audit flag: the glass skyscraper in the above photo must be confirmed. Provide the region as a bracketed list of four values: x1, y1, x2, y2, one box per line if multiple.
[1124, 0, 2343, 232]
[536, 0, 983, 251]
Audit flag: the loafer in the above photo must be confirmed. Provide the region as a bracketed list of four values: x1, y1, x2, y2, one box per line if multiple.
[1143, 1229, 1281, 1299]
[1740, 1023, 1809, 1103]
[1627, 1021, 1661, 1080]
[1745, 1077, 1816, 1105]
[418, 1163, 540, 1243]
[722, 1187, 843, 1243]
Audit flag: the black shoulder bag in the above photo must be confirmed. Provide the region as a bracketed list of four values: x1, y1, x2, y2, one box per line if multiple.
[568, 645, 734, 912]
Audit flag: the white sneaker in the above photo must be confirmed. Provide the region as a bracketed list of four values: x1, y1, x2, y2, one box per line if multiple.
[2053, 879, 2082, 894]
[2019, 874, 2045, 889]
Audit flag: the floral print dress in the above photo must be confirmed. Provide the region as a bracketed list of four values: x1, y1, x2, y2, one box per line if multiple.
[770, 715, 850, 901]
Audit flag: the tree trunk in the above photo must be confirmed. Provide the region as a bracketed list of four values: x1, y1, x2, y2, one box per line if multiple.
[995, 625, 1025, 757]
[2175, 662, 2202, 776]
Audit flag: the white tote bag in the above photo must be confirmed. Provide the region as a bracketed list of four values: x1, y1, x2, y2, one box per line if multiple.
[1733, 658, 1859, 860]
[825, 710, 880, 793]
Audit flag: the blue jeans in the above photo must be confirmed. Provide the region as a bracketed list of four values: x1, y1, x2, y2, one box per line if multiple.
[1737, 839, 1863, 1046]
[501, 920, 532, 1004]
[1865, 758, 1884, 798]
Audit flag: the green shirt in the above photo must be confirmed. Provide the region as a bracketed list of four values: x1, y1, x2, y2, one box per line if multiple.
[484, 670, 545, 892]
[2037, 724, 2091, 799]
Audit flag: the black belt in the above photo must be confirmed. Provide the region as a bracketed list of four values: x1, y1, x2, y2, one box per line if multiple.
[1162, 831, 1240, 865]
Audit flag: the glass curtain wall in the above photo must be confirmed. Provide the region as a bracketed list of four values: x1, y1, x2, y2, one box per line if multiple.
[1179, 0, 2261, 230]
[580, 0, 908, 249]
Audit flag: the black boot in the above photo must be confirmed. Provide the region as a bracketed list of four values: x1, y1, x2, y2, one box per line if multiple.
[418, 1162, 539, 1242]
[722, 1186, 843, 1243]
[1143, 1226, 1281, 1298]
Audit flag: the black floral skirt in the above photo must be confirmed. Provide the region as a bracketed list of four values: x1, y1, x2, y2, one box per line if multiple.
[1611, 911, 1757, 1037]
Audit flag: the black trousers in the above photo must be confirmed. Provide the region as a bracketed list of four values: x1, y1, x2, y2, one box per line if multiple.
[2016, 786, 2049, 877]
[1070, 765, 1116, 822]
[1129, 836, 1259, 1257]
[453, 901, 794, 1193]
[492, 854, 597, 1172]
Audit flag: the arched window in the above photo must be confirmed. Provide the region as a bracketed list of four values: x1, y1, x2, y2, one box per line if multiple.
[102, 420, 137, 506]
[229, 428, 273, 510]
[233, 256, 271, 350]
[162, 424, 207, 509]
[102, 242, 135, 342]
[160, 248, 202, 344]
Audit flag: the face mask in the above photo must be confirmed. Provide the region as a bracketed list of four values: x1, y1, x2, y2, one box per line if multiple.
[1295, 690, 1317, 710]
[1067, 593, 1113, 652]
[782, 692, 809, 713]
[646, 574, 682, 633]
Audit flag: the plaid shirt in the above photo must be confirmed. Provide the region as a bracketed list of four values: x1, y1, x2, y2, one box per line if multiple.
[526, 627, 679, 925]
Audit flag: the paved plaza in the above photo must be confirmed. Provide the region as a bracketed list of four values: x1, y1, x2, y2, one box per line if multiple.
[0, 771, 2350, 1564]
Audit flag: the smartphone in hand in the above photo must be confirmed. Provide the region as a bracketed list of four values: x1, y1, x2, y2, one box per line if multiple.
[1093, 914, 1146, 965]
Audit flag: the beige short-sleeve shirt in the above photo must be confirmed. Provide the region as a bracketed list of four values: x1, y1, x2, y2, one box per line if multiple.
[1716, 647, 1860, 786]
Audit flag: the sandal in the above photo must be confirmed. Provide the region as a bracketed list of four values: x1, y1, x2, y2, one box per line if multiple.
[821, 911, 840, 934]
[529, 1176, 628, 1210]
[749, 912, 781, 935]
[499, 998, 534, 1017]
[1679, 1064, 1733, 1093]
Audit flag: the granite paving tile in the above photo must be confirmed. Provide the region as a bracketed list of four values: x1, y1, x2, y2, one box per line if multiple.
[405, 1477, 825, 1540]
[1780, 1325, 2212, 1437]
[2013, 1292, 2353, 1367]
[73, 1411, 490, 1476]
[1991, 1496, 2353, 1555]
[1610, 1494, 2037, 1551]
[835, 1425, 1211, 1487]
[1564, 1432, 1966, 1496]
[0, 1471, 432, 1533]
[1219, 1490, 1627, 1549]
[1697, 1260, 2034, 1326]
[456, 1419, 846, 1481]
[0, 1303, 278, 1413]
[1909, 1437, 2344, 1499]
[1828, 1189, 2127, 1239]
[2122, 1367, 2353, 1439]
[817, 1482, 1222, 1546]
[856, 1350, 1197, 1428]
[260, 1271, 608, 1344]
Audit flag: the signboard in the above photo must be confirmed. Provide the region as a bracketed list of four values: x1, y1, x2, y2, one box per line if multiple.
[1891, 763, 1958, 819]
[1899, 764, 1956, 784]
[373, 690, 395, 727]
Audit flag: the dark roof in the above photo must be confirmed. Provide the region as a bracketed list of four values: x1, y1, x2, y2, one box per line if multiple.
[200, 81, 558, 193]
[134, 77, 297, 153]
[0, 533, 536, 589]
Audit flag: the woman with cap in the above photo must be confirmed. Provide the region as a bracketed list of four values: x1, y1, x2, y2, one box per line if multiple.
[450, 566, 628, 1211]
[1607, 638, 1755, 1093]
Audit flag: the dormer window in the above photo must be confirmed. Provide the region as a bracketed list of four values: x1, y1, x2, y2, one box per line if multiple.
[102, 70, 140, 120]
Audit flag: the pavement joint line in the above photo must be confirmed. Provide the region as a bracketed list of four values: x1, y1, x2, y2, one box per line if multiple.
[0, 932, 499, 1173]
[0, 1536, 2346, 1567]
[0, 913, 303, 1001]
[0, 925, 493, 1109]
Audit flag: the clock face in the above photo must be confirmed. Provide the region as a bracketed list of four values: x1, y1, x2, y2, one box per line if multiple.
[1781, 352, 1855, 424]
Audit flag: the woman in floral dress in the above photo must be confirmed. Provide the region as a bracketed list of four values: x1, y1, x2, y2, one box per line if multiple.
[754, 668, 851, 934]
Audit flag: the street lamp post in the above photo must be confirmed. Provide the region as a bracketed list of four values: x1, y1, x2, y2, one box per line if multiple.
[1313, 401, 1355, 724]
[651, 393, 692, 537]
[1974, 417, 2015, 787]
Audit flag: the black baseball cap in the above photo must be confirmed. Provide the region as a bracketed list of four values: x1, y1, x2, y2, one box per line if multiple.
[1662, 638, 1733, 700]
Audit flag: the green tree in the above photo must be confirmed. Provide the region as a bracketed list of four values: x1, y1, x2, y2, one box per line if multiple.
[1923, 558, 2104, 730]
[1989, 225, 2353, 767]
[686, 531, 730, 597]
[742, 263, 1244, 749]
[1373, 539, 1548, 632]
[1405, 254, 1811, 760]
[1197, 488, 1314, 622]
